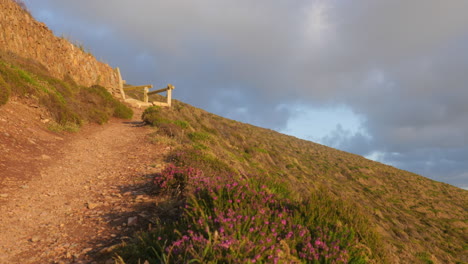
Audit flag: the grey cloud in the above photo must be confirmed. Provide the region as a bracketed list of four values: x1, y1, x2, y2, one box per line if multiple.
[321, 124, 374, 156]
[23, 0, 468, 188]
[381, 148, 468, 187]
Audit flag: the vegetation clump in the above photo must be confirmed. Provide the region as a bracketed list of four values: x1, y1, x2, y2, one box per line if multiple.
[0, 51, 133, 129]
[117, 163, 374, 263]
[125, 96, 468, 263]
[80, 85, 134, 123]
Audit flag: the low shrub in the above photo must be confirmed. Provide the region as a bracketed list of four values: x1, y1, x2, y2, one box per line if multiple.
[47, 121, 80, 133]
[142, 106, 162, 125]
[0, 63, 35, 96]
[45, 77, 74, 98]
[173, 120, 189, 129]
[40, 92, 81, 126]
[142, 106, 173, 126]
[188, 132, 211, 142]
[88, 108, 110, 125]
[142, 107, 189, 139]
[0, 54, 133, 127]
[117, 165, 368, 263]
[167, 149, 236, 177]
[114, 102, 134, 119]
[152, 164, 202, 197]
[78, 85, 133, 123]
[157, 123, 184, 138]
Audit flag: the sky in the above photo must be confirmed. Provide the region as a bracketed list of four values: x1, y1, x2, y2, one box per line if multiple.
[23, 0, 468, 189]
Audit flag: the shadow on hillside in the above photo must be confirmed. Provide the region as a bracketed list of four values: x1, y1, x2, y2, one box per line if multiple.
[84, 173, 181, 263]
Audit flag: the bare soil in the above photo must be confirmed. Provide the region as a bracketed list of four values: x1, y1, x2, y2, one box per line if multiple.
[0, 100, 167, 263]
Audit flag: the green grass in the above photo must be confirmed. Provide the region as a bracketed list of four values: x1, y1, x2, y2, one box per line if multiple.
[0, 51, 133, 129]
[47, 121, 80, 133]
[415, 252, 434, 264]
[188, 132, 211, 142]
[173, 120, 190, 129]
[116, 98, 468, 263]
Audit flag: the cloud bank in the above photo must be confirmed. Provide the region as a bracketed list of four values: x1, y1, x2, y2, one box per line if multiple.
[24, 0, 468, 188]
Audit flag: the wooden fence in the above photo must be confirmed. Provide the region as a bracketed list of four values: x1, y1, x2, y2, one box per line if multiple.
[116, 67, 175, 107]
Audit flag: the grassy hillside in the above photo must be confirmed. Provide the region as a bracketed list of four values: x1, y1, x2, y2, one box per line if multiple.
[115, 97, 467, 263]
[0, 51, 133, 130]
[1, 47, 465, 262]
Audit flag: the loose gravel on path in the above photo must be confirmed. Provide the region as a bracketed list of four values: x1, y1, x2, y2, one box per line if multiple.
[0, 103, 167, 263]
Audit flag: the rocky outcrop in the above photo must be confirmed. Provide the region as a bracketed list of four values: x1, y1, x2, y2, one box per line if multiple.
[0, 0, 119, 94]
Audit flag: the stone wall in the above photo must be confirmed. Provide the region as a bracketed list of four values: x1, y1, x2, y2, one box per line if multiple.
[0, 0, 120, 94]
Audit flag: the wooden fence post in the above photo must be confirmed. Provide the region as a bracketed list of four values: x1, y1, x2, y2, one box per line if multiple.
[116, 67, 126, 100]
[144, 87, 149, 103]
[119, 78, 175, 108]
[167, 84, 174, 106]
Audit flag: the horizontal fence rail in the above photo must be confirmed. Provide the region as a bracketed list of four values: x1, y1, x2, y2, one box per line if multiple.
[115, 67, 175, 108]
[123, 85, 153, 91]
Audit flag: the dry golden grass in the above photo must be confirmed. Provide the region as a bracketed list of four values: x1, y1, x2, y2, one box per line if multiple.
[138, 99, 468, 263]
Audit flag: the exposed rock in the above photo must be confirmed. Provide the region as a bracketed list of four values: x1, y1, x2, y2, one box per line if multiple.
[0, 0, 119, 89]
[127, 216, 138, 226]
[86, 202, 99, 210]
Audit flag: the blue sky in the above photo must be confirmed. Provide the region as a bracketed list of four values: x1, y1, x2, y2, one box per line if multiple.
[23, 0, 468, 189]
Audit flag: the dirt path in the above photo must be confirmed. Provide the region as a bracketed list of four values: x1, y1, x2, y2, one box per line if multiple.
[0, 104, 167, 263]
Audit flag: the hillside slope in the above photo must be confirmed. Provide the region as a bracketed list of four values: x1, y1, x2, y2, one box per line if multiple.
[118, 98, 467, 263]
[0, 1, 466, 262]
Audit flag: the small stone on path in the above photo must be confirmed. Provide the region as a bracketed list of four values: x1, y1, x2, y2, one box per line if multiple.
[127, 216, 138, 226]
[86, 202, 99, 210]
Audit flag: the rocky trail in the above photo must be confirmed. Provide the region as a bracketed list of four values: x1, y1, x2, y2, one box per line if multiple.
[0, 102, 167, 263]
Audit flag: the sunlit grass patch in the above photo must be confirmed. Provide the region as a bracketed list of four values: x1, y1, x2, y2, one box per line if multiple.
[47, 121, 80, 133]
[0, 52, 133, 129]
